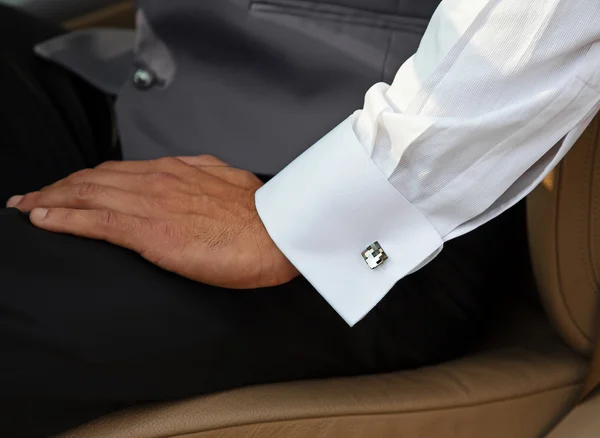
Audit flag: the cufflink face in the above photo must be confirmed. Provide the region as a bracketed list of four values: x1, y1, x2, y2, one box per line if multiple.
[362, 241, 388, 269]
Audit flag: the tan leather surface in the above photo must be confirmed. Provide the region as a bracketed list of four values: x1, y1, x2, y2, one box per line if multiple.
[548, 388, 600, 437]
[61, 313, 585, 438]
[580, 319, 600, 401]
[528, 114, 600, 355]
[161, 387, 579, 438]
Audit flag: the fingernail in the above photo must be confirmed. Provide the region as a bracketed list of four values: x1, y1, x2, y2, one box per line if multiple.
[30, 208, 48, 222]
[6, 195, 23, 208]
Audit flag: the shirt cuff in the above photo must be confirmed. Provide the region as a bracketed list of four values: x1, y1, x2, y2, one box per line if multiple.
[255, 118, 444, 326]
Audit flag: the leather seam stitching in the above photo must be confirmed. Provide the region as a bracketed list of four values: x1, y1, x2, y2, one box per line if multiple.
[165, 383, 583, 437]
[555, 126, 595, 348]
[579, 128, 597, 295]
[570, 125, 597, 343]
[553, 162, 575, 344]
[588, 120, 600, 286]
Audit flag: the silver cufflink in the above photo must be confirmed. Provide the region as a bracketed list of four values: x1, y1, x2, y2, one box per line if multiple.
[362, 241, 388, 269]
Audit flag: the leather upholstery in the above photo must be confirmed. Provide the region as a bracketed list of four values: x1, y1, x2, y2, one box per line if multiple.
[528, 114, 600, 355]
[61, 309, 585, 438]
[548, 388, 600, 437]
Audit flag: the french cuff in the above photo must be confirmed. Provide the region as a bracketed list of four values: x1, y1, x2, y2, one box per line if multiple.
[255, 118, 443, 326]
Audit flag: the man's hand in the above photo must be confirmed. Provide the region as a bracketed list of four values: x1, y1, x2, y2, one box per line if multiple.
[6, 155, 299, 289]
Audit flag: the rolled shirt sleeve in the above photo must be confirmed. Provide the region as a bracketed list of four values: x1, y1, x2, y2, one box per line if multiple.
[256, 0, 600, 325]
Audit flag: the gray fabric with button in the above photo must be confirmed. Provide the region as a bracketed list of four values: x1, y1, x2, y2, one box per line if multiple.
[34, 0, 439, 174]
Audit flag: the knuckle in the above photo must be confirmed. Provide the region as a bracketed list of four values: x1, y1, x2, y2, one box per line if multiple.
[20, 192, 40, 206]
[45, 207, 78, 225]
[198, 154, 217, 162]
[68, 168, 94, 184]
[138, 220, 175, 264]
[148, 171, 179, 186]
[155, 157, 179, 168]
[60, 208, 77, 223]
[241, 169, 257, 181]
[199, 154, 228, 167]
[97, 209, 118, 228]
[240, 170, 261, 187]
[96, 160, 119, 170]
[74, 182, 99, 200]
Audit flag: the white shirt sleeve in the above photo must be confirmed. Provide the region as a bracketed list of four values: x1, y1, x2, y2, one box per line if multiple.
[255, 0, 600, 326]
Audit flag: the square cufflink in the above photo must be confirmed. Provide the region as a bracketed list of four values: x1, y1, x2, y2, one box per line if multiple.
[362, 241, 388, 269]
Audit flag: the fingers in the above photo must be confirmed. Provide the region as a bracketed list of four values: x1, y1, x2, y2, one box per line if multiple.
[43, 168, 152, 193]
[29, 207, 153, 255]
[6, 195, 23, 208]
[97, 156, 197, 175]
[4, 156, 262, 213]
[97, 157, 232, 193]
[176, 155, 262, 188]
[97, 156, 231, 174]
[177, 155, 229, 167]
[64, 156, 256, 191]
[14, 184, 192, 217]
[42, 168, 201, 197]
[197, 167, 263, 189]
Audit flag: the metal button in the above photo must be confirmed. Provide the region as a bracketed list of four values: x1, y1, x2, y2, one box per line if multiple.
[362, 241, 388, 269]
[132, 67, 157, 90]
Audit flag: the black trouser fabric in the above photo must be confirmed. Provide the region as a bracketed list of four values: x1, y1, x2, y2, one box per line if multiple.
[0, 6, 529, 438]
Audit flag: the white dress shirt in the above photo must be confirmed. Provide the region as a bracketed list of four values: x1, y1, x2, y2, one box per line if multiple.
[255, 0, 600, 326]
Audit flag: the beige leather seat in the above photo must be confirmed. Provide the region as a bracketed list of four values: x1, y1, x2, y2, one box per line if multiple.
[57, 109, 600, 438]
